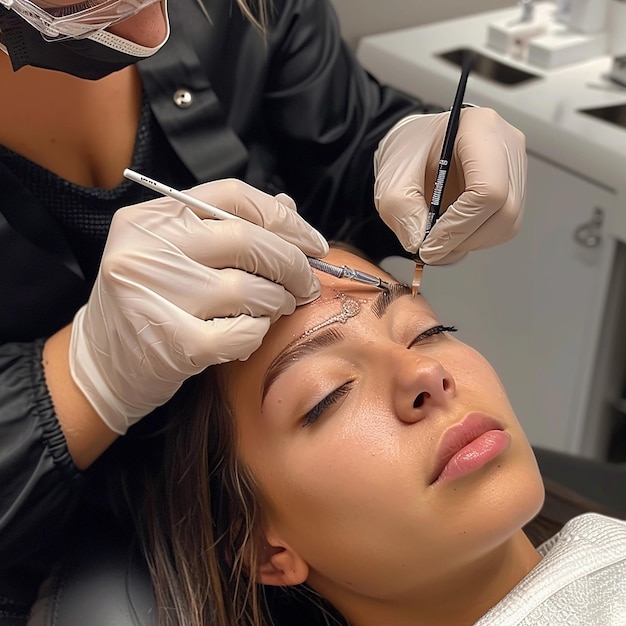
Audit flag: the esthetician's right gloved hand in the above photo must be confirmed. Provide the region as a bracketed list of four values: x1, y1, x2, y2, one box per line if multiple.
[69, 179, 329, 435]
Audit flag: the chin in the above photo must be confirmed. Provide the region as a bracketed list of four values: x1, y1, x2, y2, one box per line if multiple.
[444, 436, 545, 543]
[481, 444, 546, 539]
[483, 414, 546, 532]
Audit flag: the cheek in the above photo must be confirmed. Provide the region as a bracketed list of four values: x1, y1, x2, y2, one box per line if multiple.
[254, 413, 417, 522]
[450, 344, 511, 402]
[247, 404, 441, 575]
[252, 423, 522, 598]
[448, 345, 545, 515]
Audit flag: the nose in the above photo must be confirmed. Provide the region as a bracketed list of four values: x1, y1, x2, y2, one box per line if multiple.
[391, 351, 456, 424]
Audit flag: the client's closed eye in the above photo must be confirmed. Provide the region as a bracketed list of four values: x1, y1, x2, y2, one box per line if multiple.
[303, 382, 354, 427]
[408, 325, 457, 349]
[300, 326, 456, 427]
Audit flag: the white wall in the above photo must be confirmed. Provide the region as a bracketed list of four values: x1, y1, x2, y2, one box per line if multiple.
[330, 0, 512, 49]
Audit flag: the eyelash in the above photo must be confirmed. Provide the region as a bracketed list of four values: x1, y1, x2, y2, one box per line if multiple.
[303, 382, 353, 427]
[302, 324, 457, 427]
[409, 324, 457, 348]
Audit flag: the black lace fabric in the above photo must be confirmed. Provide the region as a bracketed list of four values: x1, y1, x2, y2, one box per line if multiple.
[0, 94, 195, 282]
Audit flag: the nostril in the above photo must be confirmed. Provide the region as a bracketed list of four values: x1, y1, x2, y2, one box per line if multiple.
[414, 392, 429, 408]
[443, 378, 452, 392]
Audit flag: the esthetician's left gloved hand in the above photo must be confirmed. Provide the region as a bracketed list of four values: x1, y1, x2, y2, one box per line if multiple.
[373, 107, 526, 265]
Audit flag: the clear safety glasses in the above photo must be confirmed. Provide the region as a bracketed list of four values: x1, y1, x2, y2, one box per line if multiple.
[0, 0, 161, 40]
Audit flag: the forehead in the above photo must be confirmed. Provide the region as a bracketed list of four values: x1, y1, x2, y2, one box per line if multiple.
[221, 249, 391, 377]
[226, 248, 437, 375]
[282, 284, 371, 344]
[276, 248, 396, 340]
[221, 259, 444, 419]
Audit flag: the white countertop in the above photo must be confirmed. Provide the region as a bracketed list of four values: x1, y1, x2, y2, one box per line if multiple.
[357, 3, 626, 240]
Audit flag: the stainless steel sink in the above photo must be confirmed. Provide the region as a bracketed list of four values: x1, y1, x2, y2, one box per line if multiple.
[437, 47, 541, 86]
[579, 104, 626, 130]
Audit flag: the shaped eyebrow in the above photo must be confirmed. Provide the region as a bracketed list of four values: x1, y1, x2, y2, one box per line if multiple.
[262, 327, 345, 401]
[371, 283, 412, 318]
[261, 282, 412, 401]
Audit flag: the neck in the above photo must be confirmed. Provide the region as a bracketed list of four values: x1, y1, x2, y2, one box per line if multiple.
[317, 530, 541, 626]
[0, 48, 118, 94]
[0, 52, 142, 188]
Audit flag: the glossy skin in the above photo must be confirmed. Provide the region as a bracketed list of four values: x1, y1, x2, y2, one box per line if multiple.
[223, 248, 545, 626]
[106, 0, 167, 47]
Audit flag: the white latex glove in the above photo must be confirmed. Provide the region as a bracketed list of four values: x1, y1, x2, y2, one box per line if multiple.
[374, 107, 527, 264]
[70, 178, 329, 435]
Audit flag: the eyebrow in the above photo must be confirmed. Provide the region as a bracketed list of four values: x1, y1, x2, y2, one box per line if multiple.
[261, 282, 413, 401]
[371, 283, 412, 318]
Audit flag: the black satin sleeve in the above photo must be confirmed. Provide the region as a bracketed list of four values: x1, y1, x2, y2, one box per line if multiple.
[262, 0, 440, 259]
[0, 340, 82, 597]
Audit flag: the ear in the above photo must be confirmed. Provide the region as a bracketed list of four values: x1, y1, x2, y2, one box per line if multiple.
[255, 532, 309, 587]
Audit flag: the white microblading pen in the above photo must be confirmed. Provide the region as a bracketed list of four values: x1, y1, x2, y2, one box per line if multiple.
[122, 169, 391, 291]
[123, 168, 239, 221]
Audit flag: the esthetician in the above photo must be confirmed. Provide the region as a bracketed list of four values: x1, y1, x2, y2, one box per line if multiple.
[0, 0, 526, 621]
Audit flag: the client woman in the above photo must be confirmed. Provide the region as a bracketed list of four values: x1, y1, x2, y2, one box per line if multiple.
[132, 247, 626, 626]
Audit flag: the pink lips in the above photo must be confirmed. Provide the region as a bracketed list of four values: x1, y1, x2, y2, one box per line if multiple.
[429, 413, 511, 486]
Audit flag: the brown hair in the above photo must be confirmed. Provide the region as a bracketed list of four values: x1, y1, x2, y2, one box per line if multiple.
[193, 0, 273, 31]
[135, 369, 272, 626]
[236, 0, 272, 30]
[134, 365, 345, 626]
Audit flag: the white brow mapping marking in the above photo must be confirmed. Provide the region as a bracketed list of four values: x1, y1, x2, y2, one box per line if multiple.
[299, 294, 361, 339]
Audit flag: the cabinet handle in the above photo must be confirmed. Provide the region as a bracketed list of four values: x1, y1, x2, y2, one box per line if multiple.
[573, 207, 604, 248]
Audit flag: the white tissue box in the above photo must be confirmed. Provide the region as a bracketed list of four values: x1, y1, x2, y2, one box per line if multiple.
[487, 18, 549, 58]
[527, 26, 607, 69]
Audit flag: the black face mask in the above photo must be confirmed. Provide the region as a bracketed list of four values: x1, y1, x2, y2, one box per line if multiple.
[0, 8, 163, 80]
